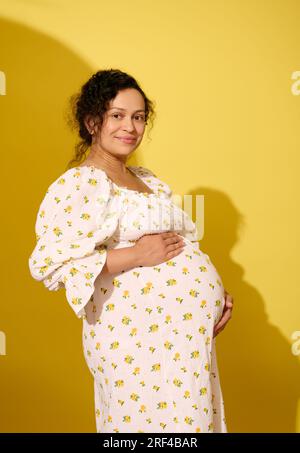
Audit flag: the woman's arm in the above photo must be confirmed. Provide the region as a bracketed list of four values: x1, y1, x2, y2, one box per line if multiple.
[101, 246, 142, 275]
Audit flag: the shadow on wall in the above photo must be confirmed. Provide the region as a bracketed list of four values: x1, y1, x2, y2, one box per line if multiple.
[190, 186, 300, 433]
[0, 16, 299, 433]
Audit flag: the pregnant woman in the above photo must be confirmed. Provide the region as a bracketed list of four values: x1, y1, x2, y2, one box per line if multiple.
[29, 69, 233, 433]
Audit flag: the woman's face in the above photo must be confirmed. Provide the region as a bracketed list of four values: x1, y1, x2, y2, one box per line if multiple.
[89, 88, 147, 158]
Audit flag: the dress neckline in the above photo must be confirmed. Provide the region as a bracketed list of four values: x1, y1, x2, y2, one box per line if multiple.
[76, 165, 157, 197]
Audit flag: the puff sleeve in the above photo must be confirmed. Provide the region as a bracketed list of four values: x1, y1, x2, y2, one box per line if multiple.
[28, 166, 120, 319]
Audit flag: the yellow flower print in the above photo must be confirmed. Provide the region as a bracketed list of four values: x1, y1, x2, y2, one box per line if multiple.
[166, 260, 176, 266]
[132, 271, 140, 277]
[204, 362, 210, 371]
[153, 267, 161, 272]
[173, 352, 180, 361]
[198, 326, 207, 335]
[53, 226, 62, 237]
[54, 197, 61, 204]
[194, 371, 200, 378]
[186, 334, 193, 341]
[149, 324, 159, 333]
[200, 387, 207, 395]
[122, 290, 130, 299]
[71, 297, 82, 306]
[123, 415, 131, 423]
[141, 282, 154, 295]
[130, 327, 137, 337]
[164, 341, 174, 350]
[195, 278, 201, 284]
[139, 380, 145, 386]
[121, 316, 132, 325]
[117, 399, 125, 405]
[153, 385, 160, 392]
[149, 346, 156, 353]
[146, 418, 152, 424]
[130, 393, 140, 402]
[205, 337, 211, 345]
[173, 417, 179, 423]
[124, 355, 134, 364]
[160, 422, 167, 429]
[151, 363, 161, 372]
[44, 257, 54, 266]
[191, 350, 200, 359]
[64, 205, 73, 214]
[164, 314, 172, 324]
[106, 304, 115, 311]
[200, 300, 207, 308]
[135, 341, 142, 348]
[80, 213, 91, 221]
[133, 367, 140, 375]
[166, 279, 177, 286]
[182, 267, 189, 274]
[145, 307, 153, 315]
[89, 330, 96, 339]
[209, 283, 215, 290]
[173, 378, 183, 387]
[185, 416, 194, 425]
[107, 324, 115, 331]
[114, 380, 124, 388]
[183, 312, 193, 321]
[189, 289, 199, 298]
[157, 401, 167, 409]
[159, 293, 166, 298]
[87, 178, 97, 186]
[195, 427, 201, 433]
[208, 422, 213, 431]
[176, 297, 183, 304]
[199, 266, 207, 272]
[110, 341, 119, 350]
[97, 365, 103, 373]
[215, 299, 222, 307]
[39, 209, 45, 218]
[112, 278, 121, 287]
[84, 272, 94, 280]
[139, 405, 146, 413]
[95, 408, 100, 417]
[203, 407, 209, 414]
[95, 343, 101, 350]
[184, 390, 191, 399]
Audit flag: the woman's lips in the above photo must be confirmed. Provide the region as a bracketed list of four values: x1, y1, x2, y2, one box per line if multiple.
[116, 137, 136, 144]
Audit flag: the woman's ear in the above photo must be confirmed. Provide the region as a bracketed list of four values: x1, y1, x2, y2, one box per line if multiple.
[83, 115, 95, 134]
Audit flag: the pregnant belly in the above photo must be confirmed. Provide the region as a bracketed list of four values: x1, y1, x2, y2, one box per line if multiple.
[84, 237, 226, 334]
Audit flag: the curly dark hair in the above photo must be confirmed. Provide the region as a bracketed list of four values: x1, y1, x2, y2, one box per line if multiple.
[65, 69, 156, 170]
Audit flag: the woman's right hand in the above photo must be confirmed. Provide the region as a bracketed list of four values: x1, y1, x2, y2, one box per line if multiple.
[133, 231, 185, 267]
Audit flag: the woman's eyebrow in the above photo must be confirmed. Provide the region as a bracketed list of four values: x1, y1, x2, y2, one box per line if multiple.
[108, 107, 145, 113]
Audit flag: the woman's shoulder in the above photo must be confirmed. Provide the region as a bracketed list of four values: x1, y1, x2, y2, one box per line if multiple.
[45, 165, 113, 195]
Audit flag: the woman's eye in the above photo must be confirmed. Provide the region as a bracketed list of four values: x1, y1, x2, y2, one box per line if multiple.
[112, 113, 145, 121]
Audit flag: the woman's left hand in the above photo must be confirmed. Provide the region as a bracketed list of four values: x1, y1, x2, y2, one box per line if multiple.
[213, 290, 234, 338]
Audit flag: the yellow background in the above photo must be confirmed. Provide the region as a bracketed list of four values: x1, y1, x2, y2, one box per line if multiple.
[0, 0, 300, 433]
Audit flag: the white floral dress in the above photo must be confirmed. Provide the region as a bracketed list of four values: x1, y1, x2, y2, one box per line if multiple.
[29, 165, 227, 433]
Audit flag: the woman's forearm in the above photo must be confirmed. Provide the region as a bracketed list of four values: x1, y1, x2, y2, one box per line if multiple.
[101, 245, 142, 275]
